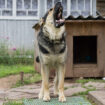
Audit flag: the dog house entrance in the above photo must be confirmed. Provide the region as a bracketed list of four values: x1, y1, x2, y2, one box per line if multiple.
[73, 36, 97, 64]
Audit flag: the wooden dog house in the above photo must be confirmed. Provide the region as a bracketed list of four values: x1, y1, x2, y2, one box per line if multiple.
[65, 15, 105, 77]
[34, 15, 105, 78]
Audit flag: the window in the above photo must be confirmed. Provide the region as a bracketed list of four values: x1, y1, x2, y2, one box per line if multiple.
[0, 0, 13, 16]
[16, 0, 38, 17]
[71, 0, 92, 17]
[46, 0, 96, 17]
[0, 0, 39, 19]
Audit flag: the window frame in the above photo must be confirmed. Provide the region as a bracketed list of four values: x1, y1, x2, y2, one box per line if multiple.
[0, 0, 40, 20]
[45, 0, 96, 17]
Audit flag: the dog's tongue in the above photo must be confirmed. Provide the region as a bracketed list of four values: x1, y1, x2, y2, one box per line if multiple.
[56, 19, 65, 23]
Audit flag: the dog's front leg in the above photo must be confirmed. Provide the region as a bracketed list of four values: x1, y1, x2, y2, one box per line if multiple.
[38, 80, 44, 99]
[54, 71, 59, 96]
[40, 64, 50, 101]
[58, 64, 66, 102]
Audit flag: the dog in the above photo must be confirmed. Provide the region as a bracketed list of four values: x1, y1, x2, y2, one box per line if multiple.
[33, 2, 67, 102]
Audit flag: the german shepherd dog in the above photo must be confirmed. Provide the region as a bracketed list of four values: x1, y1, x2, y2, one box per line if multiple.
[33, 2, 67, 102]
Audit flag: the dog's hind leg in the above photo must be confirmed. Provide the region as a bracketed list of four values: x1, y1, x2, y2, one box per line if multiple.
[54, 71, 59, 96]
[58, 64, 66, 102]
[40, 64, 50, 101]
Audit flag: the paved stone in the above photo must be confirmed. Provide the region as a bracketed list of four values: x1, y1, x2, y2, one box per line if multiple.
[64, 87, 87, 96]
[64, 83, 81, 89]
[0, 100, 3, 105]
[0, 90, 6, 99]
[88, 91, 105, 105]
[0, 81, 105, 104]
[84, 82, 105, 90]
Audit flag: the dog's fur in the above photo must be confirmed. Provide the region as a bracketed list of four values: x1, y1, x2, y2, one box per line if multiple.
[33, 2, 67, 102]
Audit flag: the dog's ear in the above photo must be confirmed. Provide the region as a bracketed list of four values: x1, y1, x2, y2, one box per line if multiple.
[32, 18, 44, 31]
[32, 23, 40, 31]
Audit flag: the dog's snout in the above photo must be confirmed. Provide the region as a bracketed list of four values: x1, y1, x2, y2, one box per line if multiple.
[55, 2, 62, 8]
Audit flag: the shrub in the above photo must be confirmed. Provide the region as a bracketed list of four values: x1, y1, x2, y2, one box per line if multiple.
[0, 36, 34, 65]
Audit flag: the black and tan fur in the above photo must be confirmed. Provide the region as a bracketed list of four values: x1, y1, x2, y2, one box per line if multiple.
[33, 2, 67, 102]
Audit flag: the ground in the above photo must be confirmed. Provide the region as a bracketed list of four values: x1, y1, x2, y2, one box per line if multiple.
[0, 65, 105, 105]
[0, 77, 105, 105]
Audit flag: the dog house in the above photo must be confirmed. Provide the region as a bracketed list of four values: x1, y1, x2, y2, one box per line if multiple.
[34, 15, 105, 78]
[65, 15, 105, 77]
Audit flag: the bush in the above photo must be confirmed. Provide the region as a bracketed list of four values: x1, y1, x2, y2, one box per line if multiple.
[0, 36, 34, 65]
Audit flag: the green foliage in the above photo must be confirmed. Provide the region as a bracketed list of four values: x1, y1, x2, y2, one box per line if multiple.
[73, 88, 96, 96]
[0, 64, 34, 78]
[0, 36, 34, 65]
[4, 101, 23, 105]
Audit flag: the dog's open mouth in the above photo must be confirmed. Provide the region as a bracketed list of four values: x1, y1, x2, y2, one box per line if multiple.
[54, 2, 65, 28]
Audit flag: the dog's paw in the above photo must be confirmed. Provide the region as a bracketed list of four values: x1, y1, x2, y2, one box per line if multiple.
[59, 95, 66, 102]
[43, 95, 50, 101]
[38, 93, 43, 99]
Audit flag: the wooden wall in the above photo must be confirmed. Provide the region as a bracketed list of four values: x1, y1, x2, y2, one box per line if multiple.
[0, 20, 37, 50]
[97, 0, 105, 16]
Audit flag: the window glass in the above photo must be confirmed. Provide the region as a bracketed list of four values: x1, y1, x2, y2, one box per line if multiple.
[24, 0, 31, 9]
[62, 0, 67, 10]
[0, 0, 13, 16]
[16, 0, 38, 17]
[32, 0, 38, 9]
[17, 11, 26, 16]
[71, 0, 76, 11]
[71, 0, 91, 16]
[47, 0, 53, 10]
[7, 0, 12, 9]
[2, 10, 12, 16]
[17, 0, 22, 9]
[78, 0, 84, 11]
[0, 0, 5, 8]
[85, 0, 90, 11]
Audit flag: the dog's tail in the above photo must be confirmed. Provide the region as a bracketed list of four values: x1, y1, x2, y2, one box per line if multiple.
[36, 56, 40, 63]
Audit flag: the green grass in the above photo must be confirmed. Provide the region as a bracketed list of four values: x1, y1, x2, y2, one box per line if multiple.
[4, 101, 23, 105]
[76, 79, 105, 84]
[0, 64, 35, 78]
[73, 88, 96, 96]
[13, 73, 41, 88]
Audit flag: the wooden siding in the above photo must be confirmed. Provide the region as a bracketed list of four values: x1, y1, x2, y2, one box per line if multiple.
[97, 0, 105, 16]
[0, 20, 37, 50]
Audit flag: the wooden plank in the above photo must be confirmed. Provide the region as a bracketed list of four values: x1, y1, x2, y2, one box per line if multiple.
[73, 68, 101, 77]
[65, 24, 74, 77]
[65, 20, 105, 23]
[74, 64, 97, 68]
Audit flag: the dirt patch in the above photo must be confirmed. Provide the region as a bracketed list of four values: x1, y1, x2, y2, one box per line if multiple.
[0, 74, 31, 90]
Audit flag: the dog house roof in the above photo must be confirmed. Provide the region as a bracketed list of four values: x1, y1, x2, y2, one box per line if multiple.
[66, 15, 105, 20]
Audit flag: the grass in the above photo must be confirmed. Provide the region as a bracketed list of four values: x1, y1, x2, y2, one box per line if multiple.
[0, 64, 35, 78]
[73, 88, 96, 96]
[76, 78, 105, 84]
[4, 101, 23, 105]
[12, 73, 41, 88]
